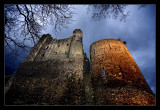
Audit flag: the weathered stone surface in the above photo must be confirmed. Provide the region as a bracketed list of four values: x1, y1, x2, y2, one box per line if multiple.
[5, 30, 155, 105]
[90, 39, 155, 105]
[5, 29, 89, 105]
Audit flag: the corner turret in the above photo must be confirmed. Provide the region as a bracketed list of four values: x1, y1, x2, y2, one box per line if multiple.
[68, 29, 84, 58]
[72, 29, 82, 38]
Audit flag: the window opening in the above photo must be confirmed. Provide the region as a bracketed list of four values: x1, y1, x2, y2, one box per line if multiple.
[119, 65, 125, 79]
[103, 67, 106, 80]
[108, 44, 111, 49]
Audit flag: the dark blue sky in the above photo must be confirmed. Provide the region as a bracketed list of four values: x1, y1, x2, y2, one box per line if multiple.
[5, 5, 156, 94]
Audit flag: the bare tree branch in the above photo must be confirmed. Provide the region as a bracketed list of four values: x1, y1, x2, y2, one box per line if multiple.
[87, 4, 146, 22]
[5, 4, 146, 57]
[87, 4, 129, 22]
[5, 4, 74, 57]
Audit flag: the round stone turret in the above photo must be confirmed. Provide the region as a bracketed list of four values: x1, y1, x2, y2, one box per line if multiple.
[90, 39, 155, 105]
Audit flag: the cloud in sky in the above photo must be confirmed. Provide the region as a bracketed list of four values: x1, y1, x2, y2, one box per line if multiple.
[5, 5, 156, 93]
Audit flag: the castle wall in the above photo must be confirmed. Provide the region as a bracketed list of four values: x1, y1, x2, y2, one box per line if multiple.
[5, 29, 88, 105]
[90, 39, 151, 87]
[90, 39, 155, 105]
[24, 34, 53, 61]
[34, 37, 73, 60]
[69, 35, 84, 58]
[25, 30, 84, 61]
[5, 58, 85, 105]
[5, 29, 155, 105]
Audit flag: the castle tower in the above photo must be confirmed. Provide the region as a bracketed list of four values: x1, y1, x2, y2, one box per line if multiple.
[5, 29, 88, 105]
[24, 29, 84, 61]
[90, 39, 155, 105]
[69, 29, 84, 58]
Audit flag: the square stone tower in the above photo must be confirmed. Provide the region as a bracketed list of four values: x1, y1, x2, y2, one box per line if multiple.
[5, 29, 90, 105]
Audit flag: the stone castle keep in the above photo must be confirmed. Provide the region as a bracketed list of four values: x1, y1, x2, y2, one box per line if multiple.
[5, 29, 155, 105]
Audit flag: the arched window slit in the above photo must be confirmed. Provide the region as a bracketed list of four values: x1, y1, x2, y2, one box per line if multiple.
[103, 67, 106, 80]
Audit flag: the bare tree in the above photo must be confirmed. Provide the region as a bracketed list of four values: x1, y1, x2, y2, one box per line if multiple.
[5, 4, 74, 56]
[87, 4, 130, 22]
[87, 4, 146, 22]
[138, 4, 147, 10]
[5, 4, 146, 57]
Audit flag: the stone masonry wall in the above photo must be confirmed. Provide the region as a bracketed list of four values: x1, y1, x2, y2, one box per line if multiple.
[90, 39, 155, 105]
[5, 30, 155, 105]
[5, 29, 88, 105]
[24, 29, 83, 61]
[5, 58, 85, 105]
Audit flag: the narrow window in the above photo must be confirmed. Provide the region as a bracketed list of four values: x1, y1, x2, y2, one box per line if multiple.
[108, 44, 111, 49]
[119, 65, 125, 79]
[103, 67, 106, 80]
